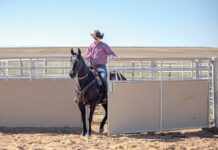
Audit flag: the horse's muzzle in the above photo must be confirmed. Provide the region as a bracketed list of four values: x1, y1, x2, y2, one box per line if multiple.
[69, 71, 76, 78]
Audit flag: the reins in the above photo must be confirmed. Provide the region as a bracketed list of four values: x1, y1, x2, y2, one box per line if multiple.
[78, 73, 89, 80]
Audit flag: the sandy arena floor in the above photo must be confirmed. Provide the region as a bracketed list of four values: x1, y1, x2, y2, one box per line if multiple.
[0, 105, 217, 150]
[0, 116, 217, 150]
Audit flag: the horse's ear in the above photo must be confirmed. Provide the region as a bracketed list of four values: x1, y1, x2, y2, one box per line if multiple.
[71, 48, 75, 55]
[78, 48, 81, 57]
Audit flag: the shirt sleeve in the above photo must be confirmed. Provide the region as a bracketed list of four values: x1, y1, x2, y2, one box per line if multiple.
[104, 43, 117, 58]
[85, 45, 92, 60]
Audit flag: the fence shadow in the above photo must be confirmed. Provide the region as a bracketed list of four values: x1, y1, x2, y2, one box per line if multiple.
[107, 128, 218, 142]
[0, 127, 217, 142]
[0, 127, 82, 135]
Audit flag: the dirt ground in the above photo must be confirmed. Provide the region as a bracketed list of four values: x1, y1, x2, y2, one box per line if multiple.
[0, 116, 217, 150]
[0, 47, 218, 150]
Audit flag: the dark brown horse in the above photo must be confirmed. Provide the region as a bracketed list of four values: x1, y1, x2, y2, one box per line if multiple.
[69, 48, 125, 137]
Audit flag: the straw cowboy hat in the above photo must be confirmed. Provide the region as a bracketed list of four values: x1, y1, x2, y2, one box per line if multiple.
[90, 30, 104, 40]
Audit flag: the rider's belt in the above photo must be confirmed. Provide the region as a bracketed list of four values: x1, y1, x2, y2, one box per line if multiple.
[94, 64, 106, 67]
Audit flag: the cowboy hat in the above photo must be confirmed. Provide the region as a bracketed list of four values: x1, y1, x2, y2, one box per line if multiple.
[90, 30, 104, 40]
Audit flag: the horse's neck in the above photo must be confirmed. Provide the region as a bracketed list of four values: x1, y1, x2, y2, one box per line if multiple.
[78, 62, 88, 78]
[77, 61, 94, 90]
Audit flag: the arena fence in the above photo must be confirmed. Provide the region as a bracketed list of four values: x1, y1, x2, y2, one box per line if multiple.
[0, 56, 81, 127]
[107, 57, 214, 134]
[0, 56, 217, 133]
[0, 56, 71, 79]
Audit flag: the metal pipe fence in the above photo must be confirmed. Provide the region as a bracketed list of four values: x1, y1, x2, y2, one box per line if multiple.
[107, 57, 212, 81]
[0, 56, 72, 79]
[0, 56, 215, 120]
[0, 56, 212, 80]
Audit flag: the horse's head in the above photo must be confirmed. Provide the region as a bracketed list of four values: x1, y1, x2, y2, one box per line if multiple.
[69, 48, 83, 79]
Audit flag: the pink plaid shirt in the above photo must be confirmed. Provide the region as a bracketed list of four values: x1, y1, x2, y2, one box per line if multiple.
[85, 41, 117, 65]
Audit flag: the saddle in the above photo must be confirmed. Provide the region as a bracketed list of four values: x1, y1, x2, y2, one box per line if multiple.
[89, 65, 104, 88]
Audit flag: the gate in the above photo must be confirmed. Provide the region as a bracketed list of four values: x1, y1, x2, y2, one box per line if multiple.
[107, 57, 213, 134]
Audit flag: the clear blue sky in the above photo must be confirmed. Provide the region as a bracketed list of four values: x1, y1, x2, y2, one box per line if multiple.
[0, 0, 217, 47]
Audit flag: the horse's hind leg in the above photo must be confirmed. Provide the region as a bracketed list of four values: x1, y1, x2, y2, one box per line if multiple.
[78, 103, 87, 136]
[87, 101, 96, 137]
[99, 103, 107, 133]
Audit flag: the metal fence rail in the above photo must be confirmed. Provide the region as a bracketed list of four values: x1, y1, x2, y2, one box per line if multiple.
[0, 56, 72, 79]
[108, 57, 212, 81]
[0, 56, 212, 80]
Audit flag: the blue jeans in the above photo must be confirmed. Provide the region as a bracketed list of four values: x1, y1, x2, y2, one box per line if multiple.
[98, 65, 107, 90]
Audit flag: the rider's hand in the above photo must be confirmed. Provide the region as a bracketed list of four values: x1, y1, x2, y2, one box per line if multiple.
[89, 53, 93, 58]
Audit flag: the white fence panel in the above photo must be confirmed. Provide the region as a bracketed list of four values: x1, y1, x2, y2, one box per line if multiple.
[0, 56, 81, 127]
[108, 82, 160, 134]
[0, 79, 80, 127]
[162, 80, 209, 129]
[108, 58, 211, 134]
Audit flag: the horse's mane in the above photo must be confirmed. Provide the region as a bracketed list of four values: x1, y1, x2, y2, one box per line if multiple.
[82, 56, 92, 68]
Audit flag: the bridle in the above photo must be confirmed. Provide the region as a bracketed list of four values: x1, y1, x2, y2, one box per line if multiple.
[75, 58, 89, 80]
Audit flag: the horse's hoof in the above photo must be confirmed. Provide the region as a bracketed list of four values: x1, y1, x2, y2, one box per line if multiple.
[99, 128, 104, 133]
[86, 133, 91, 138]
[80, 132, 86, 136]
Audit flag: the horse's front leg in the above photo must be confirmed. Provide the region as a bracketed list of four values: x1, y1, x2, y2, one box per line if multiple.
[99, 103, 107, 133]
[78, 102, 87, 136]
[87, 101, 96, 137]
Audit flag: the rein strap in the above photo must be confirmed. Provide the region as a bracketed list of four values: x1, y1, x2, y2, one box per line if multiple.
[75, 79, 96, 104]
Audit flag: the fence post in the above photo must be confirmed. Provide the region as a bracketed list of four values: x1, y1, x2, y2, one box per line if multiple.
[196, 59, 200, 79]
[160, 59, 163, 130]
[30, 59, 35, 78]
[44, 59, 47, 76]
[140, 61, 142, 80]
[6, 60, 9, 77]
[169, 63, 171, 79]
[212, 57, 218, 128]
[132, 62, 135, 80]
[64, 60, 66, 76]
[182, 60, 184, 79]
[19, 59, 23, 77]
[150, 61, 156, 79]
[0, 60, 2, 76]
